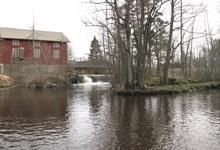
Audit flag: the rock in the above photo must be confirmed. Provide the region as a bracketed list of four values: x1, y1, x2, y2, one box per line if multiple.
[0, 74, 14, 88]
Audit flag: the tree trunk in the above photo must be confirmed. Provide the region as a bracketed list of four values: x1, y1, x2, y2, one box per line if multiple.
[163, 0, 175, 84]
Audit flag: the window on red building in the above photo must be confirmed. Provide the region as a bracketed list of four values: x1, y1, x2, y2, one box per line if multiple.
[53, 49, 60, 59]
[33, 48, 41, 58]
[53, 42, 60, 48]
[34, 41, 41, 47]
[19, 47, 24, 60]
[12, 48, 20, 57]
[12, 40, 19, 46]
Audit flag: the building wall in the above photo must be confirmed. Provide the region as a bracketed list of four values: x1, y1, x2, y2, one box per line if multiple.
[0, 39, 68, 83]
[3, 64, 66, 84]
[0, 39, 67, 65]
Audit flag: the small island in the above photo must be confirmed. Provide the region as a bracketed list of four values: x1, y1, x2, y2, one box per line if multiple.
[116, 80, 220, 96]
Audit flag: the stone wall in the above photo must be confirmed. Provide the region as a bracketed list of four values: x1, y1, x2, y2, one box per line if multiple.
[2, 64, 66, 84]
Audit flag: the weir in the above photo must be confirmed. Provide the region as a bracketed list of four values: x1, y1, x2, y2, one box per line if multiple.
[69, 74, 111, 84]
[72, 75, 111, 88]
[82, 75, 93, 83]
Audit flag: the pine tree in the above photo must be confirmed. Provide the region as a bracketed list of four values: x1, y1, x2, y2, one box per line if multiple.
[89, 36, 103, 62]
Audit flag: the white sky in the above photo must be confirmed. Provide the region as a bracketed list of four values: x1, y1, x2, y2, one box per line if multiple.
[0, 0, 219, 59]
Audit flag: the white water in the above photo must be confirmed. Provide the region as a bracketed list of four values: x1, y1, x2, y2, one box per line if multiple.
[77, 81, 111, 86]
[83, 75, 93, 83]
[73, 75, 111, 88]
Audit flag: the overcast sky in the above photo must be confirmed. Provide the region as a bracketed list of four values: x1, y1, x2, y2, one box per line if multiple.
[0, 0, 219, 59]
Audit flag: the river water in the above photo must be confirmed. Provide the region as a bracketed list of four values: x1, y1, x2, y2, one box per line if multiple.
[0, 83, 220, 150]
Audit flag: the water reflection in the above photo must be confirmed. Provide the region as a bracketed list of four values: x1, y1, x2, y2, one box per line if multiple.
[0, 88, 68, 150]
[0, 88, 67, 118]
[0, 84, 220, 150]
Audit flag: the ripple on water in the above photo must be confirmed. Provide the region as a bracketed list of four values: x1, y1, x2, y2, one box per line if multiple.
[0, 87, 220, 149]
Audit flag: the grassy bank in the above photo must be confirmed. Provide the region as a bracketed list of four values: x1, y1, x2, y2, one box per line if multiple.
[116, 81, 220, 96]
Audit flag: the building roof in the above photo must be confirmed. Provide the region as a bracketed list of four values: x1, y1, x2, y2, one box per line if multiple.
[0, 27, 70, 42]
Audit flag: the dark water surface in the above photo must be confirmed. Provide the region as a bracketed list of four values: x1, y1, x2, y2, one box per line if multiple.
[0, 83, 220, 150]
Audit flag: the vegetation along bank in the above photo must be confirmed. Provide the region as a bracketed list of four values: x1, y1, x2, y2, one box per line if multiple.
[116, 81, 220, 96]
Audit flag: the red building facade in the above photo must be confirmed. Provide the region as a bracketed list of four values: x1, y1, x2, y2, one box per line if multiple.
[0, 27, 69, 82]
[0, 27, 69, 65]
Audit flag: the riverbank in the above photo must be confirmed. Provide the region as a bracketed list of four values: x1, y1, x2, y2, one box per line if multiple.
[27, 76, 66, 89]
[116, 81, 220, 96]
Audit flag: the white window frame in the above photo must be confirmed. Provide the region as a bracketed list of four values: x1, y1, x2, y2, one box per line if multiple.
[34, 41, 41, 47]
[19, 47, 25, 60]
[53, 49, 60, 59]
[53, 42, 60, 48]
[33, 48, 41, 58]
[12, 48, 20, 57]
[12, 40, 19, 46]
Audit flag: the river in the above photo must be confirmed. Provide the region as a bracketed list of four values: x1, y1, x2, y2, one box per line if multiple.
[0, 83, 220, 150]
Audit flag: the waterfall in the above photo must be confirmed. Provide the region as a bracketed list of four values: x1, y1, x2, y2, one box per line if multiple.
[71, 74, 111, 87]
[82, 75, 93, 83]
[72, 74, 111, 88]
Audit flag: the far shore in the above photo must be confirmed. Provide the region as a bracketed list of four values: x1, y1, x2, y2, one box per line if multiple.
[115, 81, 220, 96]
[1, 78, 220, 96]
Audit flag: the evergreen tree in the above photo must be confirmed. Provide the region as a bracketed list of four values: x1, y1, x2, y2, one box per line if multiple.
[89, 36, 103, 61]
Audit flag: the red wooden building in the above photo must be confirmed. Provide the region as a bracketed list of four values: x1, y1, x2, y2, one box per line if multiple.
[0, 27, 69, 82]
